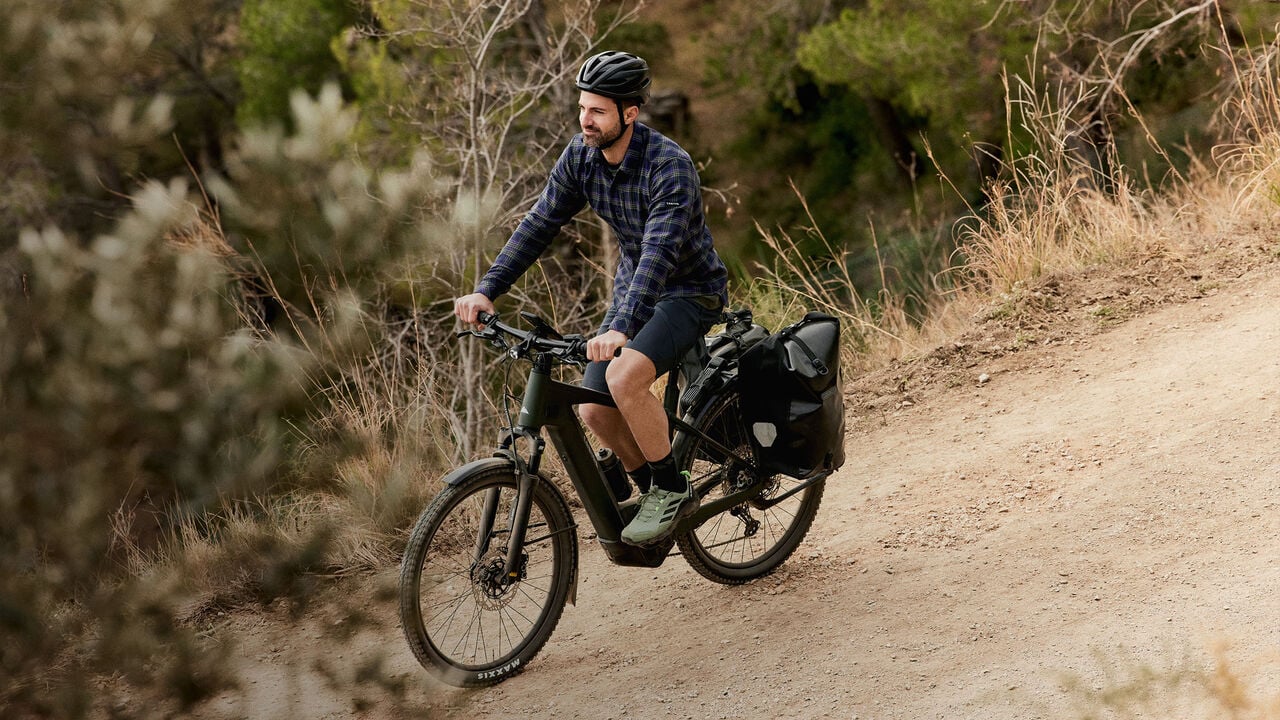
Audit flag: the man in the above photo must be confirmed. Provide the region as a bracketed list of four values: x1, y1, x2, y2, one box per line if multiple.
[453, 51, 728, 546]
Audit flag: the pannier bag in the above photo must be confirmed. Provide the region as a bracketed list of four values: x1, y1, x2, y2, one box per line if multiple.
[738, 312, 846, 479]
[677, 310, 769, 417]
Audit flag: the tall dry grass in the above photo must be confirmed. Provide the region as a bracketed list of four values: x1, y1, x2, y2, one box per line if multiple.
[752, 26, 1280, 377]
[744, 187, 947, 374]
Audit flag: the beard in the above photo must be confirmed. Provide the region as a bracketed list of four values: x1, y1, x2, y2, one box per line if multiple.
[583, 122, 623, 149]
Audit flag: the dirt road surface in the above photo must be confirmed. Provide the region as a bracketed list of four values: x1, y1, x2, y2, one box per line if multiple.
[199, 258, 1280, 720]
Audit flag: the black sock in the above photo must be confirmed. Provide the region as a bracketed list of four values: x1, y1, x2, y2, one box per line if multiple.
[648, 454, 684, 492]
[627, 464, 652, 494]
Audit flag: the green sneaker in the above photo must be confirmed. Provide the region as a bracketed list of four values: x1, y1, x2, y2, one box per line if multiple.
[620, 472, 698, 546]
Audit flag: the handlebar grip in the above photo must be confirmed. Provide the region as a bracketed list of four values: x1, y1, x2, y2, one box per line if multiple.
[477, 310, 496, 325]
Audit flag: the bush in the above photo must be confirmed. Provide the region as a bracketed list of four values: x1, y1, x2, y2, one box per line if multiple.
[0, 84, 455, 717]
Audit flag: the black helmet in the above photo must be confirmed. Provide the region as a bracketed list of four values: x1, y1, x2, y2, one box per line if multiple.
[576, 51, 651, 105]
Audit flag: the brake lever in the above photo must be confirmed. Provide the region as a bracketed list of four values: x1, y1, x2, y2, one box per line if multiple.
[457, 327, 506, 355]
[552, 335, 589, 367]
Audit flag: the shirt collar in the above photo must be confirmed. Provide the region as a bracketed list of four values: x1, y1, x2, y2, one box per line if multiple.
[618, 123, 648, 176]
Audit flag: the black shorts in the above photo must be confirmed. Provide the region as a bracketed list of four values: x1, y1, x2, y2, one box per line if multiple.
[582, 296, 722, 395]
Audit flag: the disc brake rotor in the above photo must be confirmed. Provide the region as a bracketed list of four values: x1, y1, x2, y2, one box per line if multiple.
[469, 552, 527, 611]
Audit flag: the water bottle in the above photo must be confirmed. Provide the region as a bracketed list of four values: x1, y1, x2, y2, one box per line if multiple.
[596, 448, 631, 502]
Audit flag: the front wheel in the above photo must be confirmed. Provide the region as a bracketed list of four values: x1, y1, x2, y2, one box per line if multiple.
[673, 388, 825, 584]
[399, 463, 577, 687]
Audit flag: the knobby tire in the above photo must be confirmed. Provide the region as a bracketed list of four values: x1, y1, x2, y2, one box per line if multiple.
[399, 465, 577, 687]
[673, 387, 825, 584]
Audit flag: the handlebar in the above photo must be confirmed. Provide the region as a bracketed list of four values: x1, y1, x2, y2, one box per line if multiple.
[463, 311, 590, 365]
[462, 306, 756, 366]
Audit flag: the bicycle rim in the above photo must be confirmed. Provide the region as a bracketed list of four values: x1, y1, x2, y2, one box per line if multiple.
[675, 389, 824, 583]
[400, 467, 575, 686]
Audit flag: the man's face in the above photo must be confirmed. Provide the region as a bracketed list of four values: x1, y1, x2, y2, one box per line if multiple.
[579, 91, 624, 148]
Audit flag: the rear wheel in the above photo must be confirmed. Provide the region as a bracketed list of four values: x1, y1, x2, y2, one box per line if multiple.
[673, 388, 825, 584]
[399, 464, 577, 687]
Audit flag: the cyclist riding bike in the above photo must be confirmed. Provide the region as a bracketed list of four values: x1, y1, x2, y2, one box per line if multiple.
[454, 50, 728, 546]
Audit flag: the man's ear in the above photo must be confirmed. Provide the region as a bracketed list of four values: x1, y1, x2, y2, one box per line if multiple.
[624, 104, 641, 125]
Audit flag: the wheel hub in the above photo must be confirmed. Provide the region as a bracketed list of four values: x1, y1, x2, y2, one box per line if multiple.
[726, 459, 757, 493]
[469, 552, 527, 610]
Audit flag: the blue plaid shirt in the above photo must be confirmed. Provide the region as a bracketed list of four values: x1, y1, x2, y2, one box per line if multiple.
[476, 123, 728, 338]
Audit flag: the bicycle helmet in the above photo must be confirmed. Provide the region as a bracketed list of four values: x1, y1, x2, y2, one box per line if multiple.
[576, 51, 651, 105]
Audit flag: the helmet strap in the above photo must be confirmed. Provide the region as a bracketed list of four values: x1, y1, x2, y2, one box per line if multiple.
[598, 100, 631, 151]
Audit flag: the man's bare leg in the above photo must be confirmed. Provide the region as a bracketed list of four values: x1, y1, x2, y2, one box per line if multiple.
[602, 349, 669, 462]
[580, 403, 646, 471]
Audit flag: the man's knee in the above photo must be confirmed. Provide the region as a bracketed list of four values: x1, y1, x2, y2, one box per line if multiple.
[604, 350, 656, 398]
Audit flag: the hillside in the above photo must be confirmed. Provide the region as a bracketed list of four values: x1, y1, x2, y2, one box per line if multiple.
[184, 236, 1280, 719]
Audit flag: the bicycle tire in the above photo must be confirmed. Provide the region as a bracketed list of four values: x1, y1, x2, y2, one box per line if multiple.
[673, 387, 825, 584]
[399, 464, 577, 687]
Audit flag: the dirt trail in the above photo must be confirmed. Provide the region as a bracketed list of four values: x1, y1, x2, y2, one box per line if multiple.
[198, 262, 1280, 720]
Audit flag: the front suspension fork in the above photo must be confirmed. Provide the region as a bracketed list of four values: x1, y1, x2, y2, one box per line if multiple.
[474, 428, 544, 580]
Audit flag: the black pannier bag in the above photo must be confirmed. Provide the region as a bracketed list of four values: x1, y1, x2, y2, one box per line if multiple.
[737, 312, 846, 479]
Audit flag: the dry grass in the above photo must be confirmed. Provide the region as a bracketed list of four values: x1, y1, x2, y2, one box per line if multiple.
[751, 28, 1280, 387]
[1055, 644, 1280, 720]
[743, 182, 957, 375]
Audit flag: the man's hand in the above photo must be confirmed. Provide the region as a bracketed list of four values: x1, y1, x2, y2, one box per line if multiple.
[454, 293, 495, 329]
[586, 329, 628, 362]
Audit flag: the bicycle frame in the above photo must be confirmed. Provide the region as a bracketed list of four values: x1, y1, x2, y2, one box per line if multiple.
[473, 346, 764, 574]
[453, 308, 828, 582]
[402, 308, 835, 687]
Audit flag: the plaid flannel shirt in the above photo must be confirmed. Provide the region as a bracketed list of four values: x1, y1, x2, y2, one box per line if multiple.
[475, 123, 728, 338]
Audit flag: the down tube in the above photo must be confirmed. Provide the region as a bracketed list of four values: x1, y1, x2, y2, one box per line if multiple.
[543, 416, 625, 542]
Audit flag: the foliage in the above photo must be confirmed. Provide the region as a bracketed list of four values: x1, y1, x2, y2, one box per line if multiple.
[602, 20, 673, 73]
[237, 0, 362, 127]
[0, 184, 305, 714]
[0, 0, 242, 239]
[697, 0, 1280, 307]
[210, 83, 451, 329]
[0, 83, 456, 716]
[797, 1, 1034, 186]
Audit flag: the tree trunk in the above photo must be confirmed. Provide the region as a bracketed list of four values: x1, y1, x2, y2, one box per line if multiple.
[864, 96, 925, 192]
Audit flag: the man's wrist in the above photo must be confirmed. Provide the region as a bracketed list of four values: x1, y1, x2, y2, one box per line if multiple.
[608, 317, 632, 337]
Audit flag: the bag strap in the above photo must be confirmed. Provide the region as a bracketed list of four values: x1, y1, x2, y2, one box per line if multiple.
[780, 328, 829, 376]
[680, 355, 728, 412]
